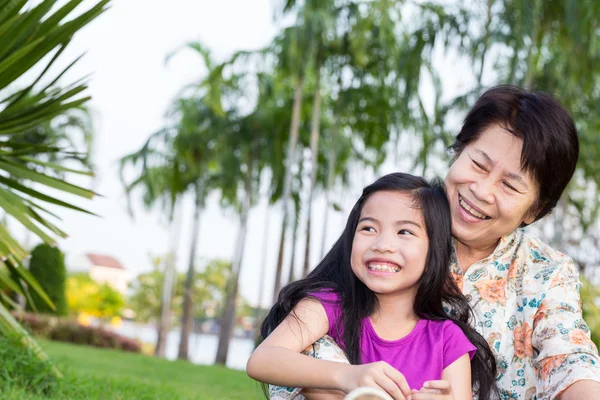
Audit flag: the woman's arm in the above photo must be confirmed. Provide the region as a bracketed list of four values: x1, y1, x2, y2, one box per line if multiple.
[532, 258, 600, 398]
[557, 380, 600, 399]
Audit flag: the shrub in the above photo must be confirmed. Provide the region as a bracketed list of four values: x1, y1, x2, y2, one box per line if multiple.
[13, 313, 141, 353]
[0, 334, 59, 395]
[27, 244, 68, 316]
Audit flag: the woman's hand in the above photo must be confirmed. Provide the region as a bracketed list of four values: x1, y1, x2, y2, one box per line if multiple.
[337, 361, 412, 400]
[408, 380, 455, 400]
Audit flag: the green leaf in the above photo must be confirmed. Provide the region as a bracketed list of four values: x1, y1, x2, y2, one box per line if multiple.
[18, 156, 94, 176]
[0, 160, 96, 198]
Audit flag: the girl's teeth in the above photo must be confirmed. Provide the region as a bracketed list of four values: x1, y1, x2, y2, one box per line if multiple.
[459, 196, 488, 220]
[368, 263, 400, 272]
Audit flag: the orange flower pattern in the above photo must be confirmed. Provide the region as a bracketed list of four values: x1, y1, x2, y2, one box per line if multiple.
[450, 229, 600, 399]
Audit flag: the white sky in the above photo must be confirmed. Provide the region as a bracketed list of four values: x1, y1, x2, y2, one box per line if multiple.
[20, 0, 481, 308]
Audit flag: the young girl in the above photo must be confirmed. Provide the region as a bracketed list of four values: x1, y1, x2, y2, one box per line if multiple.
[247, 173, 498, 400]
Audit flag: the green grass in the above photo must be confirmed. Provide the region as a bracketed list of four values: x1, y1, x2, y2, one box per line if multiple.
[1, 339, 264, 399]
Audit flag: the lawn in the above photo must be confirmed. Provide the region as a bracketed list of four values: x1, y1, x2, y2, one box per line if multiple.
[3, 340, 264, 400]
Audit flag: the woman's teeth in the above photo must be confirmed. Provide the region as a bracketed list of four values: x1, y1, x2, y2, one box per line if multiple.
[367, 263, 401, 273]
[459, 195, 489, 220]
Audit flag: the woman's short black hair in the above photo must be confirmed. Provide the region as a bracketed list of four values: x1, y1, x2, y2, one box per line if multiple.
[449, 85, 579, 223]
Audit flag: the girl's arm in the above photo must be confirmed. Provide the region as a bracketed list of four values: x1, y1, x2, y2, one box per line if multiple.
[409, 354, 471, 400]
[246, 297, 345, 390]
[247, 298, 412, 398]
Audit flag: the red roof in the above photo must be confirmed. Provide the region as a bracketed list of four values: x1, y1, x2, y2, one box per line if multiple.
[85, 253, 125, 270]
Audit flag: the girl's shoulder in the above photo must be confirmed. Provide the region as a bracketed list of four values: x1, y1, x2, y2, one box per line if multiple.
[421, 319, 469, 341]
[309, 289, 341, 303]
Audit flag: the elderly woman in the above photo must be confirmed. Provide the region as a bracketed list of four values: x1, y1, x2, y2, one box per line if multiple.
[269, 86, 600, 400]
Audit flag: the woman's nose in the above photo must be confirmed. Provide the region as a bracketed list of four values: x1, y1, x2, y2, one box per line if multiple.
[469, 177, 496, 204]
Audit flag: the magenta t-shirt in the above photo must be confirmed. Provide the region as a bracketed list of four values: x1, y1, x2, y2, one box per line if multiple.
[312, 291, 477, 390]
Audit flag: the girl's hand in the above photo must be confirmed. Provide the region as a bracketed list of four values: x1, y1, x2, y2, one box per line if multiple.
[338, 362, 412, 400]
[408, 380, 454, 400]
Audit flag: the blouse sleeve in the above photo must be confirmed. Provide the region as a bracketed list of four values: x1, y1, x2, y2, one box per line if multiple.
[443, 320, 477, 369]
[532, 257, 600, 399]
[310, 291, 342, 339]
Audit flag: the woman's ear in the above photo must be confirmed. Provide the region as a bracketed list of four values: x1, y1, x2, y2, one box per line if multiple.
[523, 201, 542, 225]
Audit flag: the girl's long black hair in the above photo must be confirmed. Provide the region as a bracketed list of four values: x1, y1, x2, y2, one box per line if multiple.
[261, 173, 498, 399]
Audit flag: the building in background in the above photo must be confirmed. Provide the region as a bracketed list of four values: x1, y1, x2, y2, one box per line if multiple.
[68, 252, 129, 294]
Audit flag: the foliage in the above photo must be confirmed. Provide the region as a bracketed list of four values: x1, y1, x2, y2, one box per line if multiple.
[27, 244, 67, 316]
[127, 259, 246, 323]
[0, 334, 59, 396]
[13, 312, 140, 353]
[0, 0, 109, 369]
[581, 278, 600, 348]
[66, 274, 124, 319]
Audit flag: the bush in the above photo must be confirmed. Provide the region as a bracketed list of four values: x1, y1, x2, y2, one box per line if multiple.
[27, 244, 68, 316]
[13, 313, 141, 353]
[0, 334, 59, 395]
[66, 274, 124, 318]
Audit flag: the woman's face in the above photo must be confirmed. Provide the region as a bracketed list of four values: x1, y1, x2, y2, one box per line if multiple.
[445, 124, 539, 250]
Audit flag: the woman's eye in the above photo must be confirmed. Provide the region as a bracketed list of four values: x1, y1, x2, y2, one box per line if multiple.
[472, 159, 486, 171]
[503, 182, 518, 192]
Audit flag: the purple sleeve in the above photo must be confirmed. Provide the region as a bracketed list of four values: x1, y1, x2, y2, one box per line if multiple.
[442, 320, 477, 369]
[310, 291, 342, 340]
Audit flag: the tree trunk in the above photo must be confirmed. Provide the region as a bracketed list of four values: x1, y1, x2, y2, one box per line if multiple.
[155, 201, 182, 357]
[320, 144, 337, 260]
[253, 205, 271, 345]
[215, 170, 252, 365]
[177, 181, 204, 360]
[524, 0, 542, 90]
[303, 67, 322, 277]
[320, 83, 341, 260]
[273, 72, 304, 302]
[288, 203, 300, 284]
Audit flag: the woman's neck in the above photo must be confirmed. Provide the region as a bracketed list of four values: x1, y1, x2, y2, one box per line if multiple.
[455, 239, 498, 273]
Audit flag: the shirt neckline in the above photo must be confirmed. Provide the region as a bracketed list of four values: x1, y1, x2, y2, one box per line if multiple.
[364, 318, 426, 347]
[451, 229, 521, 275]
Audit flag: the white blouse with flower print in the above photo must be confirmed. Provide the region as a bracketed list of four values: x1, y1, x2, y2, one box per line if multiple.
[450, 228, 600, 400]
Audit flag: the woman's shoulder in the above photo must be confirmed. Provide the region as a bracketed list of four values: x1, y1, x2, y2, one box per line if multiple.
[518, 229, 575, 269]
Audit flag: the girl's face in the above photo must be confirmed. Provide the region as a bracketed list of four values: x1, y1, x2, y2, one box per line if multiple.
[350, 190, 429, 298]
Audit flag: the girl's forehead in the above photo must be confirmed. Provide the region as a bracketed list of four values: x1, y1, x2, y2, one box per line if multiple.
[360, 191, 423, 220]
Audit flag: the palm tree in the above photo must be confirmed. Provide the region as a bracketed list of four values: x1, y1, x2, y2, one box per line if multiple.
[118, 131, 185, 357]
[271, 24, 311, 300]
[214, 70, 288, 364]
[0, 0, 110, 375]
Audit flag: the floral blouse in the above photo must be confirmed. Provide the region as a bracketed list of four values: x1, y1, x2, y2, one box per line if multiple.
[451, 228, 600, 399]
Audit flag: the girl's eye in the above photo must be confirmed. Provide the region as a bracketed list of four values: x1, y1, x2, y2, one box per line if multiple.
[361, 226, 376, 233]
[398, 229, 414, 236]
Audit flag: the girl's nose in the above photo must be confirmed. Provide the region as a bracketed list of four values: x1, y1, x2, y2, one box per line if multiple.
[370, 234, 397, 253]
